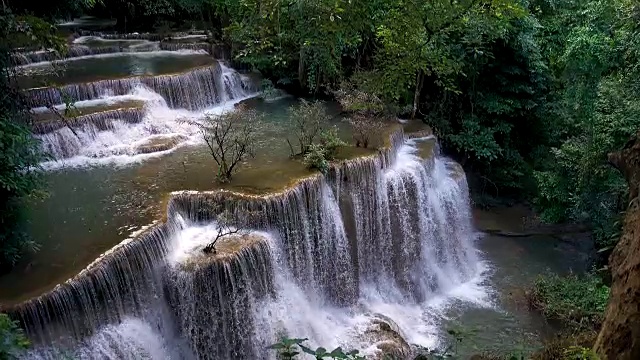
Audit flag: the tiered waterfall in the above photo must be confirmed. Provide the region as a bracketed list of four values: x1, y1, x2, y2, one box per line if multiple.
[9, 131, 485, 359]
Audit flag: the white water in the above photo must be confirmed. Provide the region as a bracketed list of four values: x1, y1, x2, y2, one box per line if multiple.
[30, 86, 164, 114]
[248, 142, 490, 357]
[36, 66, 257, 170]
[72, 36, 149, 44]
[21, 136, 491, 359]
[166, 139, 491, 358]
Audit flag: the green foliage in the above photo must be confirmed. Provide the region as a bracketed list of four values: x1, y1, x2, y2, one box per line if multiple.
[272, 330, 534, 360]
[288, 101, 345, 172]
[529, 273, 610, 329]
[0, 313, 30, 359]
[563, 346, 600, 360]
[0, 6, 53, 268]
[260, 79, 282, 100]
[301, 127, 345, 173]
[532, 0, 640, 252]
[225, 0, 372, 92]
[268, 337, 365, 360]
[303, 144, 329, 174]
[319, 126, 345, 160]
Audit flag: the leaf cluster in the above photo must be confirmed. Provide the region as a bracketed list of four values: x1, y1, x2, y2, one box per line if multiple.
[528, 273, 610, 330]
[268, 337, 365, 360]
[0, 313, 30, 359]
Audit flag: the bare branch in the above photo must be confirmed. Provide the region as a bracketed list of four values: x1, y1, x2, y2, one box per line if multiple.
[288, 100, 331, 156]
[46, 105, 79, 138]
[197, 106, 263, 182]
[201, 205, 262, 254]
[348, 113, 387, 149]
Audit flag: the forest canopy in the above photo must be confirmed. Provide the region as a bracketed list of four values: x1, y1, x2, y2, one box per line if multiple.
[2, 0, 639, 267]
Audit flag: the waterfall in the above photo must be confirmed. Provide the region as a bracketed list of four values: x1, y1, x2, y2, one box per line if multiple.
[27, 62, 257, 167]
[11, 51, 56, 66]
[67, 45, 122, 57]
[12, 44, 159, 66]
[10, 131, 487, 359]
[33, 93, 196, 162]
[167, 230, 274, 359]
[32, 108, 145, 135]
[159, 42, 211, 53]
[26, 63, 256, 110]
[11, 223, 174, 346]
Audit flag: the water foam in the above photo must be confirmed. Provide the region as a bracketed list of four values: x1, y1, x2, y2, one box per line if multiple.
[15, 134, 491, 359]
[35, 62, 257, 170]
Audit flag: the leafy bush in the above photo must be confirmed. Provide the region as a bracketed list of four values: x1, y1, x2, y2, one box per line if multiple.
[0, 8, 50, 269]
[0, 313, 29, 358]
[269, 338, 365, 360]
[260, 79, 282, 101]
[319, 126, 346, 159]
[528, 273, 609, 329]
[303, 144, 329, 173]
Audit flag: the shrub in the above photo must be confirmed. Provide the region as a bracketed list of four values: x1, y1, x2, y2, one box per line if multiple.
[288, 100, 330, 156]
[319, 126, 346, 159]
[0, 313, 29, 358]
[303, 144, 329, 173]
[527, 273, 609, 329]
[348, 114, 386, 149]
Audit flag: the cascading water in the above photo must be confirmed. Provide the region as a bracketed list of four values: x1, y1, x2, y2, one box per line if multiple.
[25, 62, 255, 109]
[11, 43, 161, 66]
[159, 42, 211, 53]
[12, 132, 489, 359]
[32, 64, 257, 168]
[31, 108, 145, 135]
[10, 51, 56, 66]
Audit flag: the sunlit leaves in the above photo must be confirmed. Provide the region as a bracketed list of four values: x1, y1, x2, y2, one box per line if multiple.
[0, 314, 30, 358]
[269, 337, 365, 360]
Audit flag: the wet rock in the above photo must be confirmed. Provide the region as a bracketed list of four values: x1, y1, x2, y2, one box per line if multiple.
[360, 314, 411, 359]
[134, 135, 186, 154]
[594, 131, 640, 360]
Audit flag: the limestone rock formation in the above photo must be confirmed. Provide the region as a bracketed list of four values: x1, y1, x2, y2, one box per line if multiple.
[357, 314, 411, 359]
[594, 131, 640, 360]
[167, 233, 274, 359]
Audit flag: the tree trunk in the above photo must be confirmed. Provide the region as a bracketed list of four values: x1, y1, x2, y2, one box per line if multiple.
[594, 131, 640, 360]
[298, 46, 305, 89]
[411, 70, 424, 120]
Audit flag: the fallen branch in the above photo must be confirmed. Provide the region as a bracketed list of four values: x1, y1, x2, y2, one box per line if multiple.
[46, 105, 79, 138]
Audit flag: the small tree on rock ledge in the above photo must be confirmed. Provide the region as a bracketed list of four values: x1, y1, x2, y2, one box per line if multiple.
[199, 202, 261, 254]
[287, 100, 330, 156]
[335, 81, 389, 149]
[202, 209, 245, 254]
[195, 106, 264, 183]
[348, 114, 386, 149]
